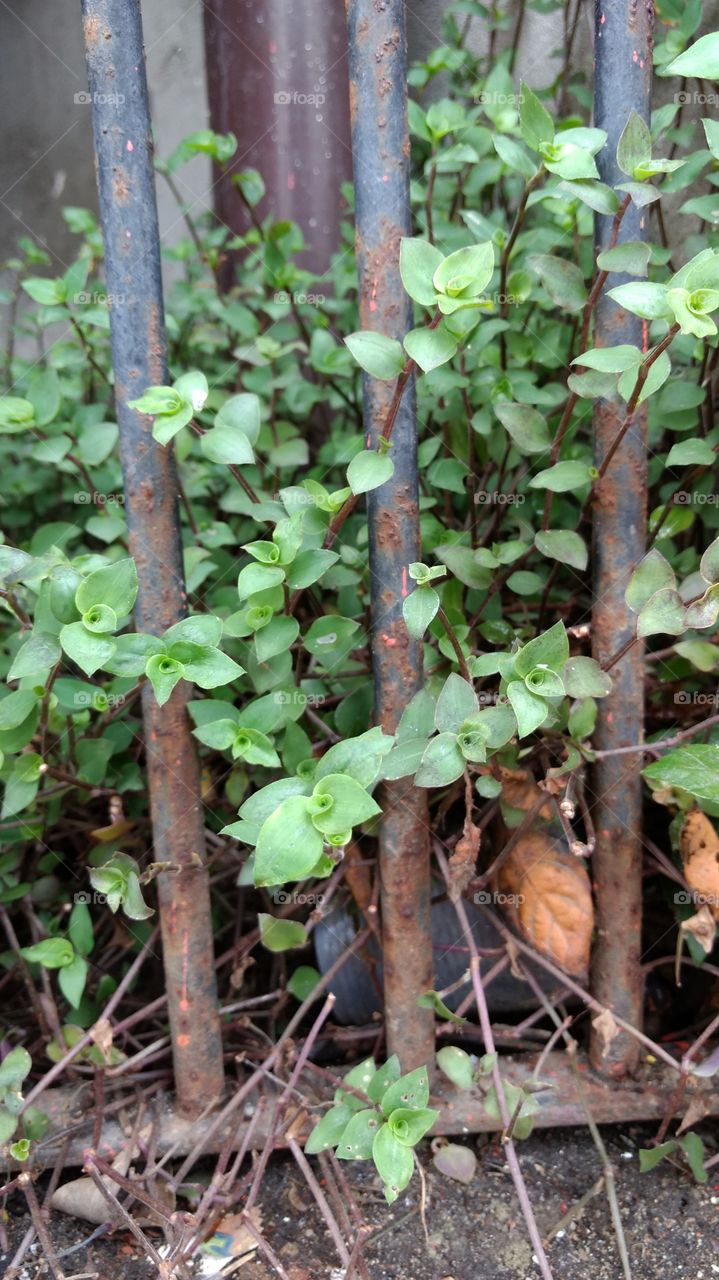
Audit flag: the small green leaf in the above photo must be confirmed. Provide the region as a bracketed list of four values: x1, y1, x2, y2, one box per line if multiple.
[666, 33, 719, 78]
[534, 530, 587, 570]
[59, 623, 116, 677]
[529, 461, 592, 492]
[381, 1065, 430, 1116]
[616, 110, 652, 179]
[145, 653, 184, 706]
[258, 913, 308, 952]
[367, 1056, 402, 1104]
[21, 937, 75, 969]
[372, 1123, 414, 1203]
[644, 745, 719, 805]
[400, 238, 443, 305]
[415, 733, 465, 787]
[625, 549, 675, 613]
[58, 955, 88, 1009]
[404, 325, 458, 372]
[345, 331, 405, 380]
[336, 1108, 382, 1160]
[254, 795, 324, 886]
[507, 681, 548, 738]
[639, 1140, 677, 1173]
[495, 403, 550, 454]
[403, 585, 439, 639]
[347, 450, 395, 495]
[387, 1107, 438, 1146]
[305, 1103, 353, 1154]
[437, 1046, 474, 1089]
[562, 657, 612, 698]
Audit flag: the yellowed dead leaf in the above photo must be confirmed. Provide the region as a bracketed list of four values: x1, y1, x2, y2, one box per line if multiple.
[592, 1007, 620, 1059]
[90, 818, 136, 843]
[680, 809, 719, 920]
[448, 819, 480, 903]
[496, 830, 593, 977]
[492, 766, 554, 820]
[680, 904, 716, 955]
[89, 1016, 114, 1064]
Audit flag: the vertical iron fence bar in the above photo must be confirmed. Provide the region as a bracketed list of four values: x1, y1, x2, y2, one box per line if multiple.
[202, 0, 353, 280]
[590, 0, 654, 1076]
[345, 0, 434, 1070]
[81, 0, 224, 1114]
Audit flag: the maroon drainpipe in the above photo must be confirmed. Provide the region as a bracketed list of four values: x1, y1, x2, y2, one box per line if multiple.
[202, 0, 353, 279]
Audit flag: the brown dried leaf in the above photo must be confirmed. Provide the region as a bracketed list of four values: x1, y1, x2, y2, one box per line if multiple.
[89, 1016, 114, 1064]
[496, 831, 593, 977]
[680, 809, 719, 920]
[680, 904, 716, 955]
[592, 1007, 620, 1059]
[448, 820, 480, 903]
[494, 766, 554, 820]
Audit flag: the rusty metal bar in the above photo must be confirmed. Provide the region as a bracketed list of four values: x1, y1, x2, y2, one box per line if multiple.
[13, 1053, 715, 1169]
[80, 0, 224, 1115]
[345, 0, 434, 1070]
[202, 0, 353, 278]
[589, 0, 654, 1076]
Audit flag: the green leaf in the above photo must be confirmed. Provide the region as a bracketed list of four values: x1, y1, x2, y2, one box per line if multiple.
[345, 331, 405, 380]
[644, 745, 719, 805]
[0, 690, 37, 731]
[387, 1107, 438, 1146]
[201, 424, 254, 465]
[679, 1132, 708, 1183]
[666, 438, 715, 468]
[0, 396, 35, 431]
[287, 965, 320, 1001]
[639, 1140, 677, 1173]
[177, 644, 244, 690]
[286, 550, 339, 590]
[572, 345, 641, 373]
[381, 1065, 430, 1116]
[562, 657, 612, 698]
[76, 558, 138, 618]
[507, 681, 548, 738]
[0, 1111, 18, 1144]
[559, 180, 620, 215]
[625, 549, 675, 613]
[534, 530, 587, 571]
[336, 1108, 382, 1160]
[400, 238, 443, 305]
[404, 325, 458, 372]
[216, 393, 262, 443]
[519, 82, 554, 150]
[68, 902, 94, 957]
[254, 795, 324, 886]
[433, 243, 495, 300]
[437, 1045, 474, 1089]
[596, 241, 651, 277]
[529, 461, 592, 492]
[237, 563, 286, 599]
[514, 622, 569, 677]
[21, 937, 75, 969]
[666, 33, 719, 78]
[310, 773, 381, 835]
[528, 254, 587, 312]
[145, 653, 184, 706]
[58, 955, 88, 1009]
[60, 623, 116, 677]
[7, 633, 61, 681]
[22, 277, 67, 306]
[305, 1103, 353, 1154]
[255, 615, 299, 663]
[415, 733, 465, 788]
[495, 403, 550, 455]
[403, 586, 439, 639]
[616, 110, 652, 179]
[372, 1123, 414, 1203]
[607, 282, 670, 320]
[435, 673, 478, 733]
[701, 537, 719, 585]
[347, 450, 395, 495]
[258, 913, 307, 952]
[367, 1056, 402, 1104]
[637, 587, 686, 638]
[0, 1046, 32, 1089]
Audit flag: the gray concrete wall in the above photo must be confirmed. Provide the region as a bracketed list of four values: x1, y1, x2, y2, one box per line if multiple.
[0, 0, 572, 277]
